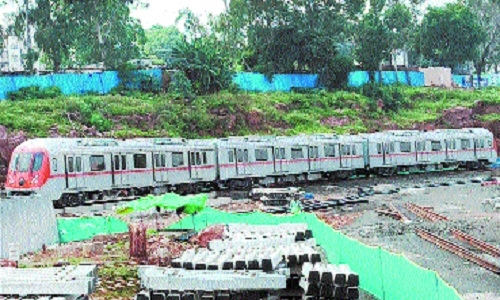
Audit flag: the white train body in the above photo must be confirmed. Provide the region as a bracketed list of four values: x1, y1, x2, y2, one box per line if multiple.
[5, 128, 497, 207]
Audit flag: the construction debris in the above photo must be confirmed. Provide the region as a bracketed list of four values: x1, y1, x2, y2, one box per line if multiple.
[318, 212, 364, 229]
[376, 203, 411, 224]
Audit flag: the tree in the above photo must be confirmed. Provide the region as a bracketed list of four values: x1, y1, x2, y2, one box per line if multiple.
[171, 9, 233, 95]
[13, 0, 145, 71]
[143, 25, 183, 64]
[384, 2, 414, 84]
[14, 0, 74, 72]
[355, 9, 391, 82]
[467, 0, 500, 87]
[69, 0, 146, 69]
[224, 0, 365, 89]
[418, 4, 486, 70]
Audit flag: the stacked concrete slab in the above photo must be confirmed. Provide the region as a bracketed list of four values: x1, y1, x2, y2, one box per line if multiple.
[0, 265, 98, 299]
[136, 223, 359, 300]
[0, 195, 59, 259]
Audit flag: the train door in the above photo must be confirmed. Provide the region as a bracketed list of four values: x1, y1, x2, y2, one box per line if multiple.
[309, 146, 320, 171]
[112, 154, 122, 186]
[189, 151, 201, 179]
[445, 140, 457, 160]
[236, 149, 249, 175]
[416, 141, 428, 162]
[65, 155, 77, 189]
[274, 147, 286, 173]
[340, 145, 352, 168]
[153, 152, 167, 182]
[383, 142, 393, 165]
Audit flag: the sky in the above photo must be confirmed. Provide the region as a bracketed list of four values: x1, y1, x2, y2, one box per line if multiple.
[1, 0, 456, 29]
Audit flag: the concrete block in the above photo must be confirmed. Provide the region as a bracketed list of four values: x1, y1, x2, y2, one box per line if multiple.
[0, 195, 58, 259]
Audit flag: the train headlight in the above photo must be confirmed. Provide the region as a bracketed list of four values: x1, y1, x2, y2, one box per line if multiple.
[31, 175, 39, 184]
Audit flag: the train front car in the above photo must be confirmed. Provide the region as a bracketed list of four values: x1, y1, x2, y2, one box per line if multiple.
[5, 139, 51, 196]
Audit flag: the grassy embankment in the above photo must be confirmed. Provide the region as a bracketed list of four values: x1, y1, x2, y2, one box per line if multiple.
[0, 86, 499, 138]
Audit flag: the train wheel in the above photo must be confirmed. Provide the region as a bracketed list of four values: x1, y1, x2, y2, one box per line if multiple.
[53, 199, 64, 209]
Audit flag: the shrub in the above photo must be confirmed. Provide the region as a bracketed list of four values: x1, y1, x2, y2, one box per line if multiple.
[7, 86, 62, 101]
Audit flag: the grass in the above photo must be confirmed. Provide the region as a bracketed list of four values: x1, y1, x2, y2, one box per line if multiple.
[0, 86, 498, 139]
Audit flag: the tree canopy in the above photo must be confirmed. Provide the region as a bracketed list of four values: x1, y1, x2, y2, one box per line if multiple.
[417, 3, 486, 69]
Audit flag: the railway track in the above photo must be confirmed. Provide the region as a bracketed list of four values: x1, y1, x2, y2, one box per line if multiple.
[404, 203, 449, 222]
[450, 229, 500, 257]
[415, 229, 500, 275]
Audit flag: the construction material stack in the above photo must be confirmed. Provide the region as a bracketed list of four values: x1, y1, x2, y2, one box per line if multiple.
[0, 264, 98, 299]
[136, 224, 360, 300]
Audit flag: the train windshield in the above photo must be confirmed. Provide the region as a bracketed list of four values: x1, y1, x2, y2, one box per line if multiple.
[9, 152, 44, 172]
[33, 153, 44, 171]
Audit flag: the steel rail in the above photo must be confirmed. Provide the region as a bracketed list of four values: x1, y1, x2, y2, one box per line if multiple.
[450, 229, 500, 257]
[405, 203, 449, 222]
[415, 229, 500, 275]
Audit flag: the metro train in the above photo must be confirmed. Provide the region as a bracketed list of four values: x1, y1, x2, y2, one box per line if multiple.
[4, 128, 497, 208]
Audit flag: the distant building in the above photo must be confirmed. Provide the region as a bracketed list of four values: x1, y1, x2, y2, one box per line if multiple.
[0, 28, 46, 73]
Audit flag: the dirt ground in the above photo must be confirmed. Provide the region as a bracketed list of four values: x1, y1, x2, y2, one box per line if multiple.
[307, 171, 500, 300]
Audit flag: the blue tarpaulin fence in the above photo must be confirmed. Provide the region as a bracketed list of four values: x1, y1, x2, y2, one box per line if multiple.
[451, 75, 500, 88]
[4, 69, 493, 100]
[232, 72, 319, 92]
[0, 69, 160, 100]
[348, 71, 425, 87]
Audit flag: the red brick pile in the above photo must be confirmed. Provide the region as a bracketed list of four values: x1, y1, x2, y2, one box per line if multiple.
[189, 225, 225, 247]
[317, 212, 364, 229]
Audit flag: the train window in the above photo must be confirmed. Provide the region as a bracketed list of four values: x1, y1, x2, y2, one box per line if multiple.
[32, 153, 44, 172]
[114, 155, 120, 170]
[17, 153, 32, 172]
[90, 155, 105, 171]
[292, 148, 303, 159]
[121, 155, 127, 170]
[280, 148, 285, 160]
[488, 139, 492, 147]
[68, 157, 74, 173]
[237, 150, 244, 162]
[400, 142, 411, 153]
[352, 145, 356, 156]
[202, 152, 207, 165]
[161, 154, 166, 167]
[133, 154, 147, 169]
[431, 141, 442, 151]
[75, 157, 81, 172]
[342, 145, 350, 156]
[390, 143, 395, 153]
[324, 145, 335, 157]
[309, 146, 318, 158]
[461, 139, 470, 149]
[244, 149, 249, 162]
[377, 144, 382, 154]
[190, 152, 196, 165]
[172, 152, 184, 167]
[255, 149, 268, 161]
[228, 151, 234, 163]
[479, 139, 485, 148]
[196, 153, 201, 165]
[52, 158, 57, 172]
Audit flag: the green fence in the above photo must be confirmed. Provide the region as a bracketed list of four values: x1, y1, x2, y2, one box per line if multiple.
[57, 216, 129, 243]
[56, 208, 462, 299]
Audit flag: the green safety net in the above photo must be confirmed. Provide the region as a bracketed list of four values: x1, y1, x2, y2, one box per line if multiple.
[57, 216, 129, 243]
[168, 208, 463, 300]
[116, 193, 207, 215]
